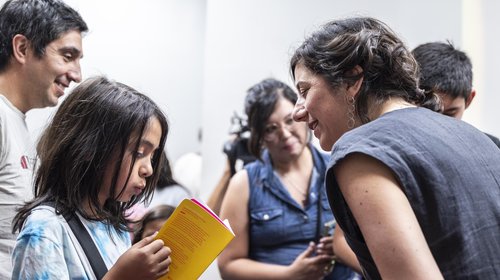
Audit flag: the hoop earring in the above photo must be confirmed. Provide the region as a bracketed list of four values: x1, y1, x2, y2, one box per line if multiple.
[347, 96, 356, 129]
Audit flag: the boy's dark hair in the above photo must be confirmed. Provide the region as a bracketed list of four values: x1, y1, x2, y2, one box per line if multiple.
[244, 78, 297, 159]
[412, 41, 473, 100]
[0, 0, 88, 71]
[13, 76, 169, 233]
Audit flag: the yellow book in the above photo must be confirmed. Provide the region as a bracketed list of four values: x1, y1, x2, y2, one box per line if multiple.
[155, 198, 235, 280]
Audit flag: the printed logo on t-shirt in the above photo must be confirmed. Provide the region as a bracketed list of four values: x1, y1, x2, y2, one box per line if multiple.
[20, 155, 35, 169]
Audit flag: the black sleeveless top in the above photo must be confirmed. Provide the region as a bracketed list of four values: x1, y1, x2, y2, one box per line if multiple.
[326, 107, 500, 280]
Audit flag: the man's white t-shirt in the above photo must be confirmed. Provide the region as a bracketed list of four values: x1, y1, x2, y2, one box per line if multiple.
[0, 94, 35, 278]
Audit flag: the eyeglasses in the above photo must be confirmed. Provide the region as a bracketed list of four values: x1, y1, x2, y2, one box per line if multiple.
[263, 117, 297, 142]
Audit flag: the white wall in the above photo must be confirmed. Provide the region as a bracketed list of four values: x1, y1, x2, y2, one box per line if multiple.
[8, 0, 495, 199]
[462, 0, 500, 135]
[200, 0, 500, 204]
[24, 0, 206, 164]
[200, 0, 464, 201]
[200, 2, 462, 277]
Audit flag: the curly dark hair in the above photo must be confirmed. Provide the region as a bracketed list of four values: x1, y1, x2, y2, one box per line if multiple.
[291, 17, 441, 124]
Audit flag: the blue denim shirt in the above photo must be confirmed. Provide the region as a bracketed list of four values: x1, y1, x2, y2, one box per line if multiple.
[246, 144, 358, 280]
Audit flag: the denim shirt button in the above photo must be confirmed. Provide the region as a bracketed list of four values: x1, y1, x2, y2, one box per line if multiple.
[303, 215, 308, 221]
[263, 214, 270, 220]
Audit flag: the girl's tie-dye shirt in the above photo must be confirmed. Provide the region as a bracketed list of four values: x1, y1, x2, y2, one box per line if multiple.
[11, 205, 130, 279]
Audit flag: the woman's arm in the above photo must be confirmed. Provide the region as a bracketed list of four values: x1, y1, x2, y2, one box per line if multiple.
[217, 170, 329, 280]
[334, 153, 443, 280]
[206, 158, 232, 215]
[217, 170, 289, 280]
[332, 226, 363, 274]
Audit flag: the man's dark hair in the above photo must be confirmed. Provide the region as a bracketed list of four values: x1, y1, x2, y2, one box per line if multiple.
[0, 0, 88, 71]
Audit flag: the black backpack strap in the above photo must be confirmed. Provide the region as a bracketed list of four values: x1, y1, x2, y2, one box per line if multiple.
[64, 213, 108, 280]
[41, 202, 108, 279]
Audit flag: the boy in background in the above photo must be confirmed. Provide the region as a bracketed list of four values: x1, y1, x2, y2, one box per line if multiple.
[412, 41, 500, 148]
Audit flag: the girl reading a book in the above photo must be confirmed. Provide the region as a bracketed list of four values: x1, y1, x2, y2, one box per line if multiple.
[12, 76, 172, 279]
[218, 78, 359, 280]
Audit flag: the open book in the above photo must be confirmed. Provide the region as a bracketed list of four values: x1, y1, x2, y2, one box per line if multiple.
[155, 198, 235, 280]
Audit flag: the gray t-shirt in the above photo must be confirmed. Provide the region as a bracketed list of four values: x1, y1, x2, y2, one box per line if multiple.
[0, 95, 35, 278]
[326, 107, 500, 279]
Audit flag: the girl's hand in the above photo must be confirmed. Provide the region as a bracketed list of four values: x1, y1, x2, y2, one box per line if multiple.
[105, 235, 171, 280]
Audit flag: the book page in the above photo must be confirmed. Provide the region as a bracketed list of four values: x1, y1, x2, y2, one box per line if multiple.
[190, 198, 234, 234]
[155, 198, 235, 280]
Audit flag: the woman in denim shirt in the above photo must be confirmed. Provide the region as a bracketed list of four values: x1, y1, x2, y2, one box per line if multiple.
[218, 78, 358, 280]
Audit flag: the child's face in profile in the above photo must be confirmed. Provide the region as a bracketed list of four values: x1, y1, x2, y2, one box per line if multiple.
[99, 117, 163, 205]
[141, 218, 167, 239]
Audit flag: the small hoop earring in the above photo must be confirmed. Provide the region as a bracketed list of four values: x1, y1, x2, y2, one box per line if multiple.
[347, 96, 356, 129]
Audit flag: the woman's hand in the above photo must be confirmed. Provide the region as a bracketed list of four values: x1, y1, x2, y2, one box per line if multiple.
[316, 235, 336, 274]
[104, 234, 171, 280]
[289, 241, 333, 280]
[316, 235, 334, 257]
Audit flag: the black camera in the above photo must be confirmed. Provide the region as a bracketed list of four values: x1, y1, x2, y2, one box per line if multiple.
[223, 112, 255, 176]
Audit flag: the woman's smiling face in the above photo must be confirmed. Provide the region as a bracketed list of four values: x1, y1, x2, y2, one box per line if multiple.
[292, 62, 351, 151]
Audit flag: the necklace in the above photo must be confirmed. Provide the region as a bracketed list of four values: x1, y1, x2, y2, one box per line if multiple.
[278, 173, 308, 199]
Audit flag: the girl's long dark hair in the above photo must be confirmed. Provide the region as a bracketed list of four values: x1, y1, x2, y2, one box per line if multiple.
[13, 76, 169, 233]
